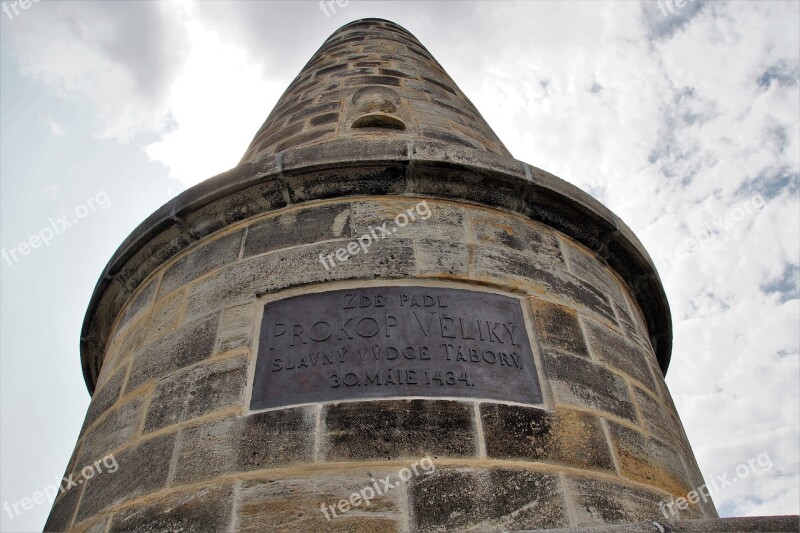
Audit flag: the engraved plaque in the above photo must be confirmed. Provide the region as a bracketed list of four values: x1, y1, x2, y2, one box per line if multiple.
[250, 286, 542, 410]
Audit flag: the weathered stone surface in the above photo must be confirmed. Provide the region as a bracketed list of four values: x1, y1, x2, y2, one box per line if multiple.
[238, 472, 401, 533]
[173, 409, 314, 483]
[158, 229, 244, 298]
[542, 351, 637, 423]
[415, 239, 470, 277]
[633, 386, 687, 449]
[82, 362, 126, 431]
[481, 404, 614, 472]
[410, 142, 519, 178]
[43, 479, 84, 532]
[563, 241, 626, 307]
[565, 476, 702, 527]
[181, 179, 286, 240]
[75, 432, 176, 521]
[287, 165, 407, 203]
[584, 319, 656, 391]
[140, 288, 184, 343]
[109, 485, 235, 533]
[410, 163, 523, 214]
[470, 208, 563, 260]
[528, 515, 800, 532]
[531, 298, 589, 358]
[77, 393, 146, 468]
[351, 199, 467, 241]
[243, 203, 352, 257]
[621, 296, 652, 345]
[71, 515, 111, 533]
[216, 302, 255, 353]
[125, 314, 220, 393]
[474, 247, 616, 324]
[324, 400, 476, 461]
[116, 274, 158, 331]
[185, 239, 415, 321]
[607, 422, 693, 498]
[105, 324, 146, 372]
[612, 299, 647, 344]
[280, 137, 409, 172]
[409, 467, 568, 531]
[115, 225, 193, 296]
[627, 274, 672, 374]
[144, 355, 248, 432]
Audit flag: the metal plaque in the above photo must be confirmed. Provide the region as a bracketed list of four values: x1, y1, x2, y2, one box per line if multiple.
[250, 286, 542, 410]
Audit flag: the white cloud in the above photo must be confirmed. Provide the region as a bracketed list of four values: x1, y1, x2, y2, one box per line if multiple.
[143, 17, 285, 187]
[3, 0, 192, 140]
[44, 117, 64, 136]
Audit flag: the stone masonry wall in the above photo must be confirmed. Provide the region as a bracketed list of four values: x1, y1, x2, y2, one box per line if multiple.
[47, 196, 715, 532]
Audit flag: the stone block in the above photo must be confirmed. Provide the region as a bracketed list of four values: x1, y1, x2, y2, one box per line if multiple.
[144, 355, 248, 433]
[72, 515, 111, 533]
[158, 229, 244, 298]
[470, 208, 562, 261]
[481, 404, 614, 472]
[77, 393, 147, 468]
[612, 298, 648, 344]
[185, 239, 416, 321]
[114, 225, 193, 296]
[75, 432, 176, 521]
[542, 351, 637, 423]
[82, 363, 127, 431]
[350, 199, 467, 241]
[238, 472, 402, 532]
[323, 400, 476, 461]
[584, 319, 656, 391]
[633, 386, 687, 450]
[125, 314, 220, 393]
[531, 299, 589, 358]
[173, 408, 314, 484]
[565, 475, 703, 527]
[140, 288, 184, 343]
[105, 325, 146, 372]
[409, 163, 522, 213]
[607, 421, 693, 497]
[287, 165, 407, 203]
[216, 302, 255, 353]
[473, 247, 616, 324]
[563, 241, 627, 308]
[415, 239, 470, 277]
[43, 479, 85, 532]
[109, 485, 235, 533]
[281, 137, 410, 172]
[180, 179, 286, 240]
[243, 202, 352, 257]
[622, 295, 652, 343]
[116, 275, 158, 332]
[409, 467, 568, 531]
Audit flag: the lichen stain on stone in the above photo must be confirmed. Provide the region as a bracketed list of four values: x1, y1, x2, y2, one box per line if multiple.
[331, 209, 350, 236]
[617, 452, 690, 497]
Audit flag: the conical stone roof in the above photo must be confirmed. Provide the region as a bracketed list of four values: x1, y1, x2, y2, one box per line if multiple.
[240, 18, 510, 164]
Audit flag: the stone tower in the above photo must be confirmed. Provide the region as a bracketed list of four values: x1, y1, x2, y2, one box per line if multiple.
[47, 18, 719, 532]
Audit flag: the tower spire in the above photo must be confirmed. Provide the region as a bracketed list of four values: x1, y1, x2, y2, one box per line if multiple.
[239, 18, 510, 164]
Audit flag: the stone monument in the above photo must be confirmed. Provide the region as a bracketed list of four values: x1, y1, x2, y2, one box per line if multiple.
[45, 17, 797, 533]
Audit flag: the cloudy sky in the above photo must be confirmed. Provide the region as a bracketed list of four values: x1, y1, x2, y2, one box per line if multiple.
[1, 0, 798, 530]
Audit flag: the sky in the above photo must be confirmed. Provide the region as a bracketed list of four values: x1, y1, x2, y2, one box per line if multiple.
[0, 1, 798, 530]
